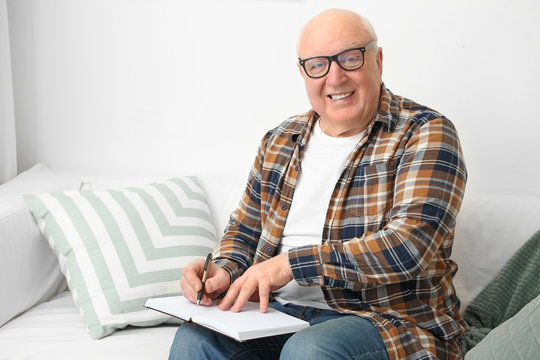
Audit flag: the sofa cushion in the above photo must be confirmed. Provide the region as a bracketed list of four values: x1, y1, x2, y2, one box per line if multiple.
[464, 293, 540, 359]
[24, 177, 217, 339]
[0, 291, 177, 359]
[79, 172, 246, 240]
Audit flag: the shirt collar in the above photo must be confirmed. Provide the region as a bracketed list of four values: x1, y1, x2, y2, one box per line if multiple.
[374, 84, 399, 131]
[290, 110, 318, 147]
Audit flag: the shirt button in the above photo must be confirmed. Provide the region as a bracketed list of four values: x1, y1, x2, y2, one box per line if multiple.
[281, 205, 287, 210]
[266, 246, 272, 253]
[294, 166, 300, 171]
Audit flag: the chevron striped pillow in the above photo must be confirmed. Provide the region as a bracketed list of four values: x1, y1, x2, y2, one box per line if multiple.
[24, 177, 217, 339]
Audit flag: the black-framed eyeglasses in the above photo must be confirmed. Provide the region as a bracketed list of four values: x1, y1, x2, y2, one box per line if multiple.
[298, 40, 377, 79]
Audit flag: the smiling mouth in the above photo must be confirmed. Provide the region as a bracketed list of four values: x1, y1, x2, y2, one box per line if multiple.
[328, 92, 354, 100]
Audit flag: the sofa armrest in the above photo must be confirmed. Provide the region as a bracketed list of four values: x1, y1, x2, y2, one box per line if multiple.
[0, 196, 67, 326]
[452, 192, 540, 311]
[0, 164, 85, 326]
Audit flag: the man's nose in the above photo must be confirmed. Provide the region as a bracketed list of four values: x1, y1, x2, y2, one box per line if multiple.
[325, 60, 348, 85]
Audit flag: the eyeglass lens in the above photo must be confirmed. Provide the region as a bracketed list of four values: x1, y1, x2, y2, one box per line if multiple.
[304, 49, 364, 78]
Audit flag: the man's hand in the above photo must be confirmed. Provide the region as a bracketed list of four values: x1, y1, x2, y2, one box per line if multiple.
[180, 258, 230, 306]
[218, 252, 293, 313]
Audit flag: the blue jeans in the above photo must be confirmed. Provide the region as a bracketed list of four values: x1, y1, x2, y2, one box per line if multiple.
[168, 302, 389, 360]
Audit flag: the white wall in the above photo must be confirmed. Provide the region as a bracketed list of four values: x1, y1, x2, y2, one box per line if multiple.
[0, 0, 16, 183]
[7, 0, 540, 196]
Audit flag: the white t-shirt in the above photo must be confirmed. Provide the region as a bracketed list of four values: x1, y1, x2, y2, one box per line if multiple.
[274, 120, 364, 309]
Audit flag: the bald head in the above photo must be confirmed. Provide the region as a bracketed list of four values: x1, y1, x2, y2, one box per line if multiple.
[297, 9, 378, 58]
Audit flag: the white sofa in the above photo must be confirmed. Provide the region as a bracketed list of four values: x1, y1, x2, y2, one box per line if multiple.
[1, 164, 540, 359]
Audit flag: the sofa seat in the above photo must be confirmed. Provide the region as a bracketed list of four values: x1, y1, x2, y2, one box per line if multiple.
[0, 291, 177, 359]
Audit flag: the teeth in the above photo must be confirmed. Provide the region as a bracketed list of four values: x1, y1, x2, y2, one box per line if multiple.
[330, 92, 352, 100]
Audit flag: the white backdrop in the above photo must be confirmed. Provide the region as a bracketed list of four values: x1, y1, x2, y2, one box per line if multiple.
[6, 0, 540, 196]
[0, 0, 16, 183]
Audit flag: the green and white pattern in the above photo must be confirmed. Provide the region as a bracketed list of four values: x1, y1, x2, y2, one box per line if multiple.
[24, 177, 217, 339]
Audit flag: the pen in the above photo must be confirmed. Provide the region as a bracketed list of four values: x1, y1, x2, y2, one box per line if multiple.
[197, 253, 212, 306]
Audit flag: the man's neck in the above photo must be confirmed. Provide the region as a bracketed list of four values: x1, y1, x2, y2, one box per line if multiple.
[318, 117, 370, 138]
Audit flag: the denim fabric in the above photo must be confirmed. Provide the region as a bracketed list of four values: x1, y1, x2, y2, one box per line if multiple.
[168, 302, 389, 360]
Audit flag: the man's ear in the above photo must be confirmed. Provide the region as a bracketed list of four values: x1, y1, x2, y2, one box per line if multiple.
[376, 47, 383, 79]
[297, 62, 306, 78]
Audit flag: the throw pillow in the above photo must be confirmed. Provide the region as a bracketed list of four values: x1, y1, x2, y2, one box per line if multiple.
[465, 293, 540, 359]
[24, 177, 217, 339]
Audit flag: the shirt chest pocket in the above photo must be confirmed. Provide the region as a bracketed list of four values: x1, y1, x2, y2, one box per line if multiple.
[345, 160, 396, 230]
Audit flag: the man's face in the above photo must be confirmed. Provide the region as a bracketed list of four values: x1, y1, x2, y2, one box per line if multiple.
[298, 16, 383, 136]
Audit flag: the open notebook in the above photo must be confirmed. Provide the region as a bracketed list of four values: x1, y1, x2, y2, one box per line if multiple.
[145, 296, 309, 342]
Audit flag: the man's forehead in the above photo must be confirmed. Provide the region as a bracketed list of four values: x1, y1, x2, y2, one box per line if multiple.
[298, 12, 371, 57]
[298, 29, 370, 58]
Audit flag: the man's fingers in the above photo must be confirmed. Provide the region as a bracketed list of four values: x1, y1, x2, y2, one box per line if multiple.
[258, 285, 270, 313]
[180, 276, 198, 303]
[230, 280, 256, 312]
[182, 260, 204, 289]
[205, 275, 228, 298]
[216, 255, 293, 312]
[181, 259, 233, 306]
[218, 276, 243, 310]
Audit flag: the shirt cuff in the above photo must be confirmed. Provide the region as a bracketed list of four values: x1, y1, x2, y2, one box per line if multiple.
[213, 258, 241, 283]
[288, 245, 324, 286]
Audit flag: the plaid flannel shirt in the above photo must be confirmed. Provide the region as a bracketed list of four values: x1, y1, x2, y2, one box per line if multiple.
[214, 85, 467, 360]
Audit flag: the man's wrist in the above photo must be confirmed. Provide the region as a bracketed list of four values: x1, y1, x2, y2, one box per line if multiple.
[213, 258, 240, 284]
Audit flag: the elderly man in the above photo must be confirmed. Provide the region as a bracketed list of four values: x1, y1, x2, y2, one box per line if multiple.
[169, 8, 466, 360]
